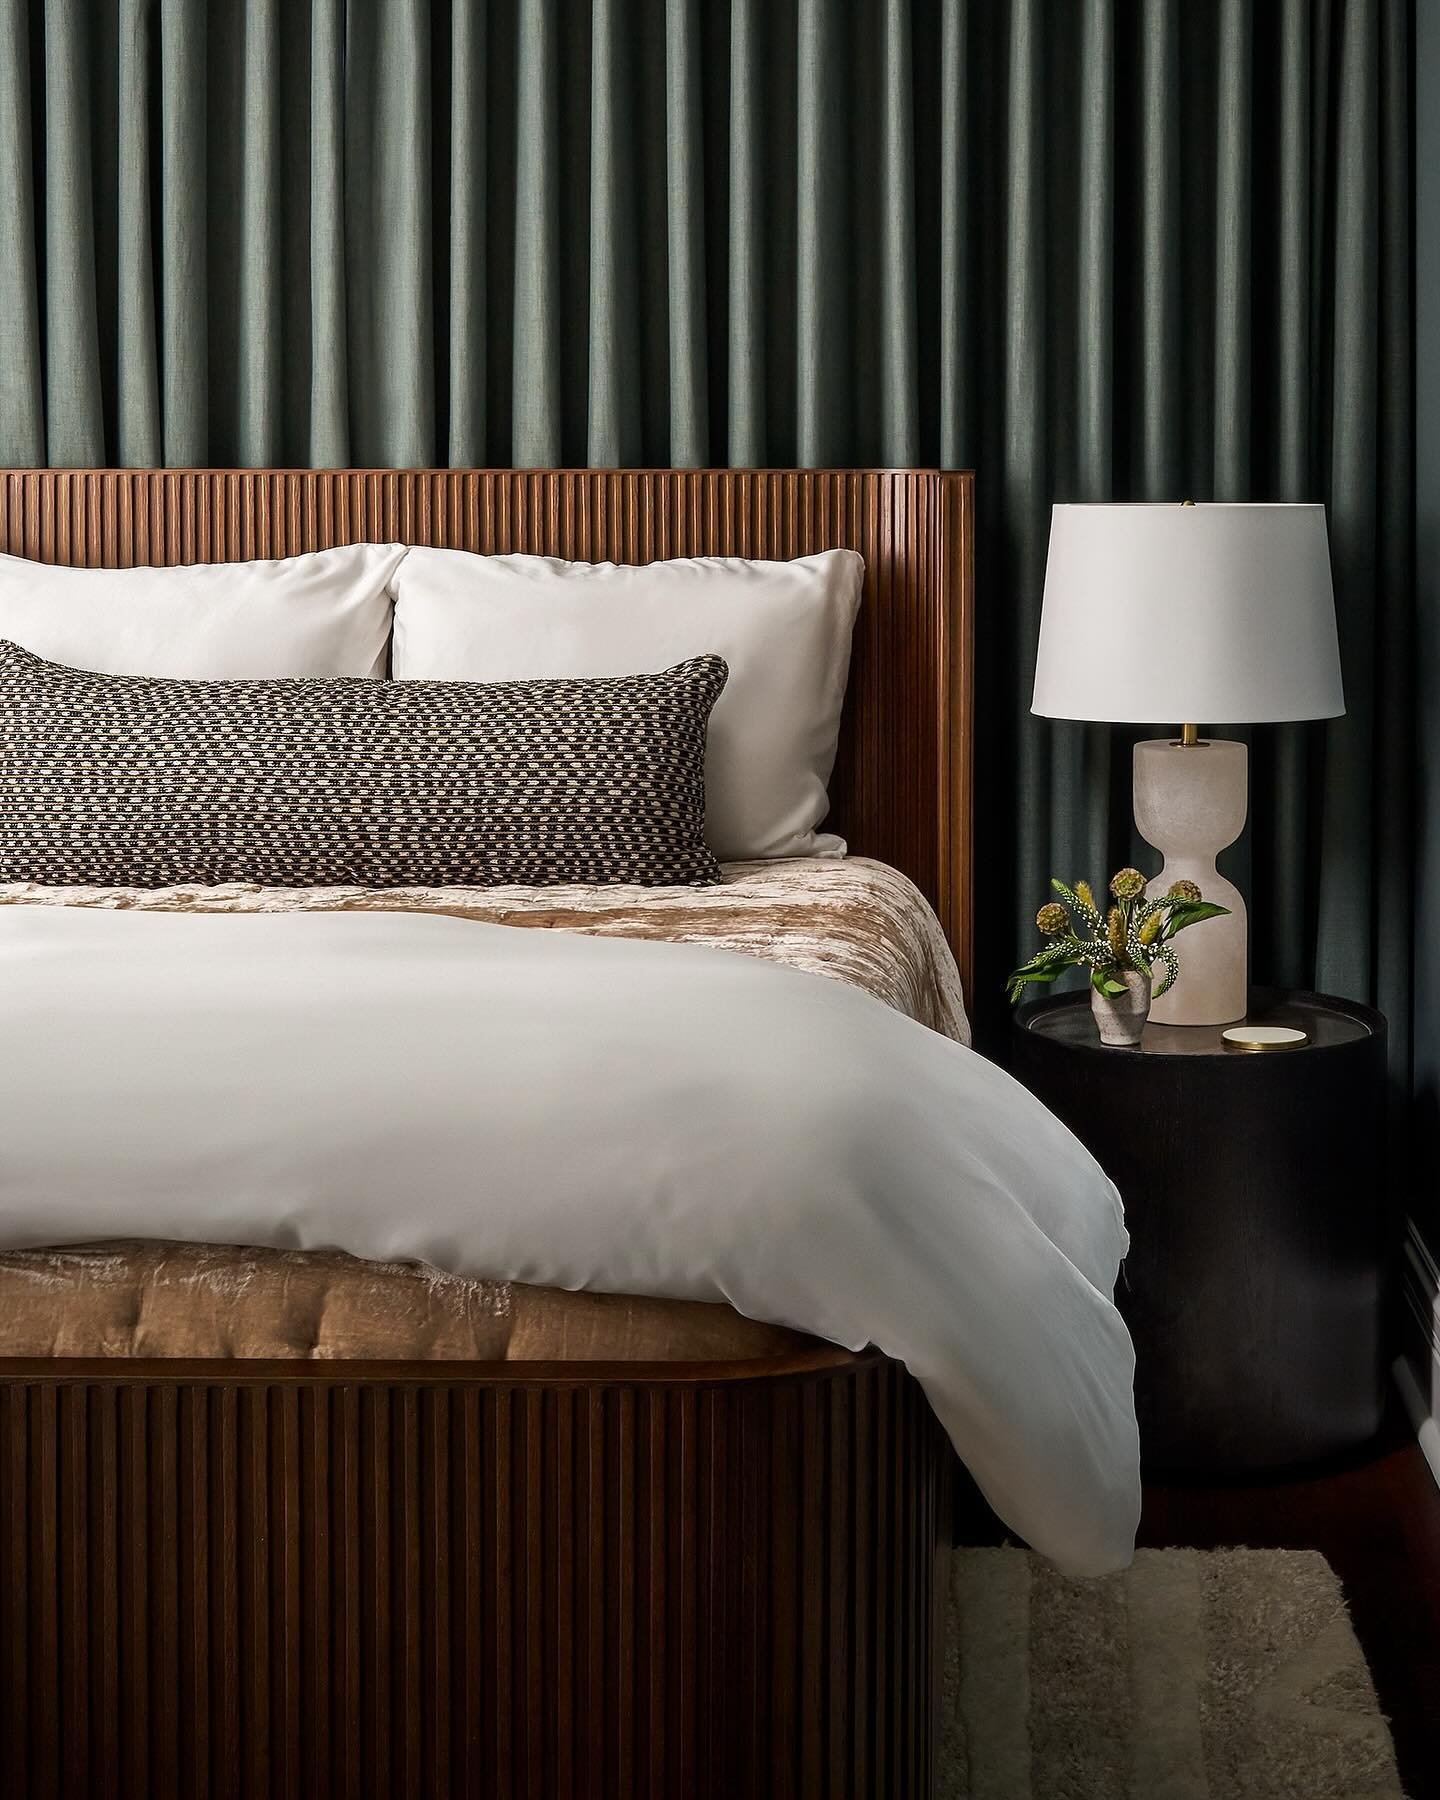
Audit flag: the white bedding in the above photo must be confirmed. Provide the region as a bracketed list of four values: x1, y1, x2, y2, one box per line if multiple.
[0, 903, 1139, 1576]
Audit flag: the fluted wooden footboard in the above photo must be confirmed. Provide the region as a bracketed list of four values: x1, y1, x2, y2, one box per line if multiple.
[0, 1346, 951, 1800]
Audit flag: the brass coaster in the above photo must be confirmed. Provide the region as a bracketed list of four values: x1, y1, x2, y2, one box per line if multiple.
[1221, 1025, 1309, 1052]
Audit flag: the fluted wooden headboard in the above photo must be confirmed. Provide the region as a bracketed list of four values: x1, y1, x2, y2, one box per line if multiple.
[0, 467, 975, 998]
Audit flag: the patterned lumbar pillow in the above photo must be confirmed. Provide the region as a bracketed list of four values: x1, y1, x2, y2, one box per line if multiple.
[0, 639, 726, 888]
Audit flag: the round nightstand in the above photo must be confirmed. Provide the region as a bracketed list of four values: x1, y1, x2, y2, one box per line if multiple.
[1011, 988, 1391, 1474]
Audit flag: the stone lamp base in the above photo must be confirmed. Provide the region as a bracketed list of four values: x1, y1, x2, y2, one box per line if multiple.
[1133, 736, 1248, 1026]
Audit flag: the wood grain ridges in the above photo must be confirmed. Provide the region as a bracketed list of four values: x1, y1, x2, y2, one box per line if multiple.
[0, 1353, 949, 1800]
[0, 467, 975, 999]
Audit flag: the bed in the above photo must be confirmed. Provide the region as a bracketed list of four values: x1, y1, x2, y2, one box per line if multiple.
[0, 468, 1135, 1800]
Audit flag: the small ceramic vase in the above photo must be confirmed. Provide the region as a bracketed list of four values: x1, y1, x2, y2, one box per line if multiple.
[1090, 969, 1152, 1047]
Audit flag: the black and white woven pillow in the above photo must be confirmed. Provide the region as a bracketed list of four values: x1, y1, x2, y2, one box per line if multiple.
[0, 639, 726, 888]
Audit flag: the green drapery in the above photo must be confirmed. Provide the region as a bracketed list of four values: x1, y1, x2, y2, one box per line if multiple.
[0, 0, 1414, 1054]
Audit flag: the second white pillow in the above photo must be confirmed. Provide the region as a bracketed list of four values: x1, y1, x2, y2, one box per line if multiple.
[391, 546, 864, 861]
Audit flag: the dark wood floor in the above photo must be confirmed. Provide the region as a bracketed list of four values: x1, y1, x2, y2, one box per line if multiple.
[1140, 1404, 1440, 1800]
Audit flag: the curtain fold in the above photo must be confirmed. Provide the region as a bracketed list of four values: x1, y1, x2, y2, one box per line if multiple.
[116, 0, 158, 466]
[664, 0, 707, 468]
[0, 0, 43, 466]
[511, 0, 560, 466]
[309, 0, 349, 466]
[0, 0, 1414, 1057]
[158, 0, 207, 466]
[878, 0, 917, 468]
[445, 0, 487, 465]
[725, 0, 765, 467]
[40, 0, 104, 466]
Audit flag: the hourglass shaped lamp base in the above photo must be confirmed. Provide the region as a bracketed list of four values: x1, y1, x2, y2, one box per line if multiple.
[1133, 737, 1248, 1026]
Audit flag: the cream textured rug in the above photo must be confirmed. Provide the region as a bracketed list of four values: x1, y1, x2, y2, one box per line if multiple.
[941, 1548, 1406, 1799]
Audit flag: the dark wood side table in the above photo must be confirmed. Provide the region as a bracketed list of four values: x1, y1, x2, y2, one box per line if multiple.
[1011, 989, 1390, 1474]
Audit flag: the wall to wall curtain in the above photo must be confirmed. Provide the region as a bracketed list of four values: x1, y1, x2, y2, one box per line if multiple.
[0, 0, 1414, 1055]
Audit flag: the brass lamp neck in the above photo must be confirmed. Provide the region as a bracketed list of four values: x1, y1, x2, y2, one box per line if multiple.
[1179, 722, 1200, 748]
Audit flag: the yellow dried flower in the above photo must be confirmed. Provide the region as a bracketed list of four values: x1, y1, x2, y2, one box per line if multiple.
[1036, 902, 1068, 935]
[1138, 909, 1163, 945]
[1106, 907, 1127, 959]
[1075, 879, 1097, 912]
[1110, 867, 1145, 901]
[1167, 878, 1202, 902]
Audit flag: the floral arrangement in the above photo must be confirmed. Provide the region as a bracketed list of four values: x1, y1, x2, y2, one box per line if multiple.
[1006, 868, 1229, 1005]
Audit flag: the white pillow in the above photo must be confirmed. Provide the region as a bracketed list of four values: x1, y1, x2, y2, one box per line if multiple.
[0, 542, 407, 679]
[391, 547, 864, 860]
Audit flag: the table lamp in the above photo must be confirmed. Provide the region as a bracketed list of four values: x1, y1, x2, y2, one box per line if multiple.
[1032, 503, 1343, 1026]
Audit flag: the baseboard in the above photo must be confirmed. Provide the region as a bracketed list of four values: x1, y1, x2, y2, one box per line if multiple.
[1396, 1218, 1440, 1491]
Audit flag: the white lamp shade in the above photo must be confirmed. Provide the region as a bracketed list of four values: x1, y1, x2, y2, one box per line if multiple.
[1031, 503, 1344, 724]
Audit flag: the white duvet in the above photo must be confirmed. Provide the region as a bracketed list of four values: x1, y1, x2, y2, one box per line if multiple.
[0, 904, 1139, 1576]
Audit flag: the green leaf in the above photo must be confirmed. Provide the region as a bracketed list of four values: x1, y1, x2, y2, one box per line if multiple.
[1006, 942, 1083, 1001]
[1162, 900, 1231, 939]
[1006, 964, 1072, 1004]
[1090, 968, 1128, 998]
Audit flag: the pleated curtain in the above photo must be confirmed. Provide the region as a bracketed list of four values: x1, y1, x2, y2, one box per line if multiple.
[0, 0, 1414, 1056]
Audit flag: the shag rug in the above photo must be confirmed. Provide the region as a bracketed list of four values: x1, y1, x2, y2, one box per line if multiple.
[941, 1548, 1406, 1799]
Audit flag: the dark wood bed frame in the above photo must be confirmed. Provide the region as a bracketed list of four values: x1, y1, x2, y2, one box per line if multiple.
[0, 467, 974, 1800]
